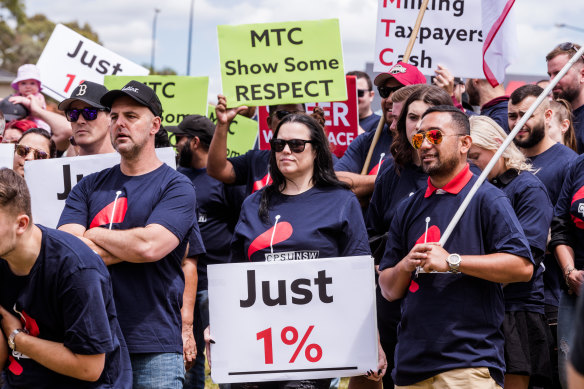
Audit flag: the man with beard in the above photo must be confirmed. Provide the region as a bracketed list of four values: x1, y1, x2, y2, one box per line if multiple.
[465, 78, 509, 133]
[509, 84, 578, 389]
[379, 105, 533, 388]
[58, 81, 115, 156]
[547, 43, 584, 154]
[58, 81, 204, 388]
[170, 115, 245, 389]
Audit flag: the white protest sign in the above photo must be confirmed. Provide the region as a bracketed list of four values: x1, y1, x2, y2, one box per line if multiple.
[36, 24, 149, 102]
[0, 144, 14, 169]
[208, 256, 377, 383]
[374, 0, 484, 77]
[26, 147, 176, 228]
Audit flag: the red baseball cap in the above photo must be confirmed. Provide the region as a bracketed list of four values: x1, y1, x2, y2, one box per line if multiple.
[374, 62, 427, 87]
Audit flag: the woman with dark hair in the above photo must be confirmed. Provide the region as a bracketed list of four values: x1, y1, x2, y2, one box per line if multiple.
[229, 112, 380, 389]
[366, 85, 454, 389]
[12, 127, 56, 177]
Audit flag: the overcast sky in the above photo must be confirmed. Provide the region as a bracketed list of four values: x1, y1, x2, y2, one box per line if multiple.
[24, 0, 584, 101]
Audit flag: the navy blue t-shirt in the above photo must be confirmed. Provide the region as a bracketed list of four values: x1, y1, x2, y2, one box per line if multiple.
[573, 104, 584, 154]
[481, 96, 510, 133]
[231, 186, 371, 262]
[58, 163, 199, 354]
[178, 166, 245, 291]
[379, 165, 533, 387]
[491, 170, 552, 313]
[334, 124, 392, 175]
[360, 113, 381, 133]
[529, 142, 578, 307]
[366, 160, 427, 237]
[229, 149, 271, 196]
[553, 154, 584, 269]
[0, 226, 132, 389]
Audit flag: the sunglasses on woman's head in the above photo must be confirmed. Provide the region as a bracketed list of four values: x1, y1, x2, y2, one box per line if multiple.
[274, 110, 303, 120]
[411, 129, 464, 149]
[15, 144, 49, 160]
[65, 107, 105, 122]
[270, 138, 314, 153]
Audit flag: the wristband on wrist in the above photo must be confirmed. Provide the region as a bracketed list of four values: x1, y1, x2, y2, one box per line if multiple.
[565, 266, 576, 287]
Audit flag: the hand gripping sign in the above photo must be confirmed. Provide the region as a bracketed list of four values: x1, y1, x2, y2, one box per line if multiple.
[207, 256, 377, 383]
[25, 148, 176, 228]
[36, 24, 149, 102]
[218, 19, 347, 107]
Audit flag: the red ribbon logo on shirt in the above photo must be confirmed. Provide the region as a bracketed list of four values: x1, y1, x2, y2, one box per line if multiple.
[248, 222, 293, 259]
[90, 197, 128, 229]
[252, 173, 273, 193]
[571, 186, 584, 229]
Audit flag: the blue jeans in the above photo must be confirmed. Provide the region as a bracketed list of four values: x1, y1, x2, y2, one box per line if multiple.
[131, 352, 185, 389]
[558, 290, 578, 389]
[184, 290, 209, 389]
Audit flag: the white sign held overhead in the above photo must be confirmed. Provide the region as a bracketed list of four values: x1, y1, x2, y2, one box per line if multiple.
[26, 148, 176, 228]
[36, 24, 149, 102]
[208, 256, 378, 383]
[374, 1, 485, 78]
[0, 144, 14, 169]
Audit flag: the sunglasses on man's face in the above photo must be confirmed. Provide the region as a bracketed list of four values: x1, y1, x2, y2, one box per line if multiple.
[65, 107, 105, 122]
[274, 110, 303, 120]
[270, 138, 314, 153]
[15, 144, 49, 160]
[357, 89, 371, 98]
[377, 85, 403, 99]
[411, 129, 464, 149]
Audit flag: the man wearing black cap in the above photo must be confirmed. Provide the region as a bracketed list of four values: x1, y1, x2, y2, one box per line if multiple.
[58, 80, 205, 388]
[58, 81, 115, 156]
[171, 114, 245, 388]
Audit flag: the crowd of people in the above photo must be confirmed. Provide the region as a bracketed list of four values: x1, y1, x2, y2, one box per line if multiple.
[1, 41, 584, 389]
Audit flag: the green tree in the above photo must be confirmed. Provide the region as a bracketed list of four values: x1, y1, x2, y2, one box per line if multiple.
[0, 3, 100, 73]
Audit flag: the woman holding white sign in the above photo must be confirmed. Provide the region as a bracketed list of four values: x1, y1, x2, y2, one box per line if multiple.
[227, 109, 383, 388]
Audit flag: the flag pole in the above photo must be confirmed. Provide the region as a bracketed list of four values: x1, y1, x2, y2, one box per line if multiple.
[439, 45, 584, 246]
[361, 0, 430, 175]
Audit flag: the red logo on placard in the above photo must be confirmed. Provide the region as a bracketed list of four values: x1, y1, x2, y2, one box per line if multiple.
[257, 76, 359, 158]
[248, 222, 293, 259]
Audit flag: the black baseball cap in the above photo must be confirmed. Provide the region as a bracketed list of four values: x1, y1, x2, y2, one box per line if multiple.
[167, 115, 215, 145]
[58, 81, 109, 111]
[0, 98, 29, 121]
[100, 80, 162, 117]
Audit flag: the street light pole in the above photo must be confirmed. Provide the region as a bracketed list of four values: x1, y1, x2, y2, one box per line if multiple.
[151, 8, 161, 73]
[556, 23, 584, 34]
[187, 0, 194, 75]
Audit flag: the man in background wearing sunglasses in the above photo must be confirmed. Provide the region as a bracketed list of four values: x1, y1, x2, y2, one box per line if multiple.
[379, 105, 534, 388]
[335, 62, 426, 205]
[58, 81, 115, 156]
[347, 70, 380, 133]
[547, 42, 584, 154]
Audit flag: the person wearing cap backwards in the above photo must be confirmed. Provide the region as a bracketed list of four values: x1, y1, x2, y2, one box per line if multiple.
[58, 81, 115, 156]
[334, 62, 427, 204]
[57, 80, 205, 388]
[170, 115, 246, 389]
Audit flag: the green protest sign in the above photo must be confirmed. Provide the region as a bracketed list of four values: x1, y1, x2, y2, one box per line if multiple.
[207, 104, 258, 158]
[103, 75, 209, 125]
[218, 19, 346, 107]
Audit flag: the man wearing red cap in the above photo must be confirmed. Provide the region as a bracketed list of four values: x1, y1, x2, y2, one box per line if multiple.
[334, 62, 426, 203]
